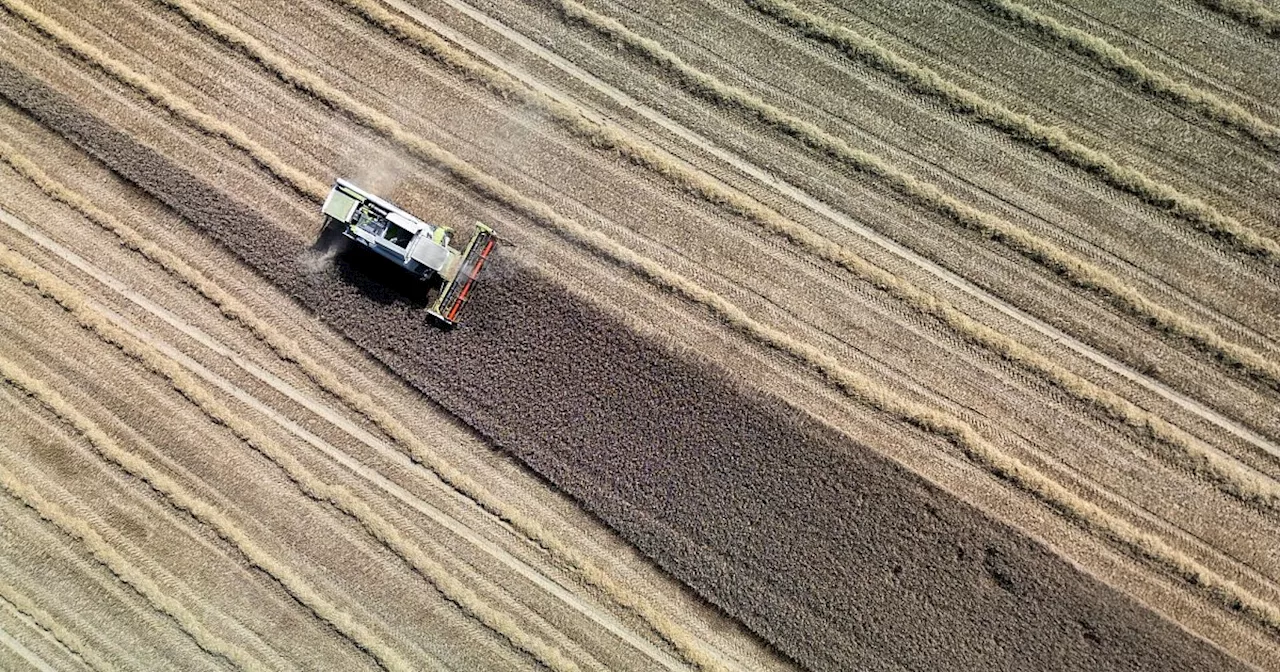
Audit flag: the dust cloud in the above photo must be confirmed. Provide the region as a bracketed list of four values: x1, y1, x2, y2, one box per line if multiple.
[335, 136, 412, 198]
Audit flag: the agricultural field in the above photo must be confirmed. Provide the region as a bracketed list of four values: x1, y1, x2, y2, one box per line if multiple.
[0, 0, 1277, 669]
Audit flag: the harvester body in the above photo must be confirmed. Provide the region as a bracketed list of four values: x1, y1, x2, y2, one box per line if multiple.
[322, 179, 496, 327]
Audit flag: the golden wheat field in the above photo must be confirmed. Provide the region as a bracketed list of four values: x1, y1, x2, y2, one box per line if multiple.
[0, 0, 1278, 670]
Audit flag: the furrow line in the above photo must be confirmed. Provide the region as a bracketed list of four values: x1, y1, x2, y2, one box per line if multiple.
[0, 244, 581, 672]
[0, 579, 114, 672]
[0, 619, 56, 672]
[369, 0, 1280, 501]
[1195, 0, 1280, 37]
[0, 0, 325, 203]
[12, 0, 1280, 644]
[547, 0, 1280, 392]
[0, 432, 251, 671]
[749, 0, 1280, 253]
[354, 0, 1280, 492]
[42, 0, 1280, 543]
[119, 0, 1280, 637]
[966, 0, 1280, 147]
[0, 478, 196, 672]
[0, 192, 689, 672]
[0, 405, 313, 672]
[0, 319, 411, 672]
[0, 15, 717, 666]
[142, 2, 742, 669]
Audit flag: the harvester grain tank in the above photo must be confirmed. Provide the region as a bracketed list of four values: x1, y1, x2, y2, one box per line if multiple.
[320, 178, 496, 327]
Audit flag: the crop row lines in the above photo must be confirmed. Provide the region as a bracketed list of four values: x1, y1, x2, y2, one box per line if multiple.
[5, 0, 1278, 646]
[159, 0, 1280, 636]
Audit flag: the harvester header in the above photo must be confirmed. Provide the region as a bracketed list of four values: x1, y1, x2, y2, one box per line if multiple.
[321, 178, 497, 327]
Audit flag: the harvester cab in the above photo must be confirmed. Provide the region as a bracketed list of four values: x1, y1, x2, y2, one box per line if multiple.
[321, 178, 497, 327]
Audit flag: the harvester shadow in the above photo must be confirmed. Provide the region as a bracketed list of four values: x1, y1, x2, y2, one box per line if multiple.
[306, 226, 435, 311]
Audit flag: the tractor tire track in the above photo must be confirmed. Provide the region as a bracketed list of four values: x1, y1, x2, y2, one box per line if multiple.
[392, 0, 1280, 490]
[355, 0, 1280, 498]
[0, 408, 320, 672]
[0, 448, 253, 671]
[374, 0, 1280, 343]
[118, 5, 1280, 629]
[17, 127, 1280, 665]
[817, 0, 1280, 224]
[10, 88, 1280, 642]
[7, 4, 1277, 666]
[55, 3, 842, 667]
[962, 0, 1280, 150]
[546, 0, 1280, 393]
[7, 45, 1275, 672]
[747, 0, 1280, 253]
[0, 472, 211, 671]
[24, 0, 1280, 514]
[213, 0, 1280, 524]
[547, 0, 1280, 416]
[684, 0, 1280, 332]
[10, 0, 1280, 665]
[0, 243, 587, 672]
[330, 1, 1280, 595]
[0, 302, 406, 671]
[1195, 0, 1280, 37]
[1030, 0, 1280, 120]
[0, 198, 693, 672]
[0, 608, 87, 672]
[0, 266, 502, 671]
[0, 579, 112, 672]
[0, 384, 309, 672]
[0, 620, 58, 672]
[0, 33, 728, 668]
[0, 305, 575, 672]
[0, 0, 326, 202]
[12, 1, 788, 660]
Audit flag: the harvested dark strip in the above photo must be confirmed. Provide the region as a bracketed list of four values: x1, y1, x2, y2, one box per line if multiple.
[0, 64, 1250, 672]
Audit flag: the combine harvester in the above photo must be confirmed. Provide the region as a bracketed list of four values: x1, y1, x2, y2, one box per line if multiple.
[320, 179, 497, 327]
